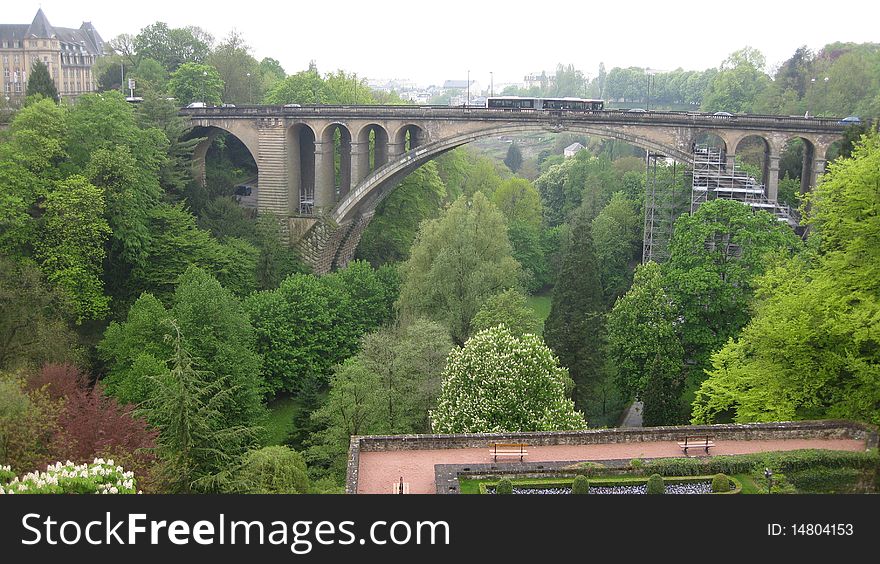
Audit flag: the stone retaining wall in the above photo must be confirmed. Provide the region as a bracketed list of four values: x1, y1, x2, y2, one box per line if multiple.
[346, 420, 878, 493]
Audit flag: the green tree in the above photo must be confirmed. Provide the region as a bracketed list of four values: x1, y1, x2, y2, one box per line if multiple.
[692, 133, 880, 426]
[227, 446, 309, 494]
[504, 143, 523, 173]
[168, 62, 224, 106]
[263, 65, 376, 105]
[25, 61, 59, 102]
[471, 289, 542, 337]
[207, 31, 262, 104]
[35, 175, 111, 322]
[544, 203, 605, 411]
[606, 262, 684, 425]
[431, 326, 587, 433]
[702, 47, 771, 113]
[0, 257, 79, 371]
[492, 177, 542, 230]
[592, 191, 642, 306]
[664, 199, 802, 393]
[100, 266, 265, 431]
[397, 192, 522, 345]
[133, 22, 212, 72]
[139, 321, 259, 493]
[244, 273, 357, 395]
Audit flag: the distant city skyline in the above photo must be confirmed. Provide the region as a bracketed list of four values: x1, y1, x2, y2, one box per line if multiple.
[7, 0, 878, 89]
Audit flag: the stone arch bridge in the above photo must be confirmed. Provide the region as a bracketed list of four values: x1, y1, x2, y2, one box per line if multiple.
[181, 105, 846, 273]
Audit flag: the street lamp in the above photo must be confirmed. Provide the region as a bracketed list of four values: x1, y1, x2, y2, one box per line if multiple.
[764, 468, 773, 494]
[490, 71, 493, 97]
[202, 70, 208, 105]
[467, 69, 470, 107]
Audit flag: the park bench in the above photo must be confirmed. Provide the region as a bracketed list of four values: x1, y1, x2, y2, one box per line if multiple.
[489, 442, 529, 462]
[677, 435, 715, 455]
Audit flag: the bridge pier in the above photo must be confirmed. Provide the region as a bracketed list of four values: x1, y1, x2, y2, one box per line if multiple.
[765, 154, 780, 202]
[350, 141, 370, 194]
[314, 141, 336, 214]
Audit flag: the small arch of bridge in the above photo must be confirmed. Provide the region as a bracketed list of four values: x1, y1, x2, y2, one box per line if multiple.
[189, 123, 260, 189]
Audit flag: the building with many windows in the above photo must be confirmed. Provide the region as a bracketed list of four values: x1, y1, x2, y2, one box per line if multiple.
[0, 8, 106, 103]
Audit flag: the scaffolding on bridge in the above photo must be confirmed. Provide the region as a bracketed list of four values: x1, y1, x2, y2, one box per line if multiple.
[642, 144, 801, 264]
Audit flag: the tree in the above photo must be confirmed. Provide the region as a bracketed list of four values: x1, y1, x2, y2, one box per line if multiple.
[263, 66, 376, 105]
[0, 257, 79, 371]
[492, 177, 542, 230]
[396, 192, 522, 345]
[100, 266, 266, 432]
[692, 133, 880, 426]
[137, 321, 259, 493]
[471, 289, 542, 337]
[35, 175, 111, 322]
[0, 373, 59, 472]
[543, 202, 605, 411]
[606, 262, 684, 425]
[227, 446, 309, 494]
[663, 199, 802, 389]
[504, 143, 523, 173]
[133, 22, 212, 72]
[308, 319, 453, 480]
[244, 273, 357, 395]
[207, 31, 262, 104]
[25, 61, 59, 102]
[592, 191, 642, 306]
[702, 47, 771, 113]
[168, 62, 224, 106]
[430, 326, 587, 433]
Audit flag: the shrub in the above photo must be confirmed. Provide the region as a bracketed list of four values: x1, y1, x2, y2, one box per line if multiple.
[646, 473, 665, 494]
[629, 458, 644, 469]
[572, 475, 590, 494]
[495, 478, 513, 495]
[0, 459, 138, 494]
[711, 473, 730, 493]
[0, 464, 15, 484]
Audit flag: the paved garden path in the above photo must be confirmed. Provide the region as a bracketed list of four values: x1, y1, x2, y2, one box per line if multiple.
[619, 401, 644, 427]
[356, 437, 868, 494]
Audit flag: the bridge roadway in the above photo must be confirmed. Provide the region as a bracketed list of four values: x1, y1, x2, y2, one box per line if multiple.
[180, 105, 846, 272]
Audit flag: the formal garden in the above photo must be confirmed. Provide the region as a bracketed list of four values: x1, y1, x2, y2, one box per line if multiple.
[458, 449, 880, 495]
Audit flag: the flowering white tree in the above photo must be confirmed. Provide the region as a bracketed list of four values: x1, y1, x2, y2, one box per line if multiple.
[430, 325, 587, 433]
[0, 459, 139, 494]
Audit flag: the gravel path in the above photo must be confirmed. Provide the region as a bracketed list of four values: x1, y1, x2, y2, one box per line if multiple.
[356, 438, 867, 494]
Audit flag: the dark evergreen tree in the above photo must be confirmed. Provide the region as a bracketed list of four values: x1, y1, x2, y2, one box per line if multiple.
[543, 202, 605, 412]
[26, 61, 59, 102]
[504, 143, 523, 173]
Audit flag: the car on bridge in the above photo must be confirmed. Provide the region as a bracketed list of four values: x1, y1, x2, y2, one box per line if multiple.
[186, 102, 207, 108]
[713, 111, 733, 117]
[627, 108, 646, 113]
[838, 116, 861, 126]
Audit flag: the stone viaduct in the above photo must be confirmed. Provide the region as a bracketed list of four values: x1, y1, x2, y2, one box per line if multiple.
[180, 105, 846, 273]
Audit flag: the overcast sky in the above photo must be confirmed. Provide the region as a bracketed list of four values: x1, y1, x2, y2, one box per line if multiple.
[9, 0, 878, 87]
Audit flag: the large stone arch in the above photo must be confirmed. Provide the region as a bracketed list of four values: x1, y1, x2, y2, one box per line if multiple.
[190, 122, 260, 188]
[334, 122, 694, 224]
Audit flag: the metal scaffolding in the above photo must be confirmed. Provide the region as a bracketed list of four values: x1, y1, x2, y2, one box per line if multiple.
[642, 152, 688, 264]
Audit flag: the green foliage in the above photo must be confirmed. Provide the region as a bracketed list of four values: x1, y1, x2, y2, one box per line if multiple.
[471, 289, 542, 337]
[431, 325, 587, 433]
[207, 31, 262, 104]
[264, 65, 376, 105]
[495, 478, 513, 495]
[0, 257, 79, 371]
[503, 143, 523, 173]
[664, 198, 802, 399]
[0, 373, 59, 472]
[227, 446, 310, 494]
[571, 474, 590, 494]
[711, 473, 731, 492]
[397, 192, 521, 345]
[307, 319, 453, 481]
[607, 262, 684, 425]
[356, 162, 447, 265]
[169, 62, 224, 106]
[35, 175, 111, 322]
[133, 22, 213, 72]
[693, 134, 880, 426]
[100, 267, 265, 433]
[492, 177, 542, 230]
[0, 459, 138, 494]
[245, 273, 357, 395]
[592, 192, 642, 306]
[702, 47, 771, 113]
[646, 473, 666, 494]
[544, 202, 605, 410]
[25, 61, 59, 102]
[506, 221, 548, 293]
[137, 320, 260, 493]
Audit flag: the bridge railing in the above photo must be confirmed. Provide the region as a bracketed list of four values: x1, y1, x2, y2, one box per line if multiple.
[180, 105, 846, 131]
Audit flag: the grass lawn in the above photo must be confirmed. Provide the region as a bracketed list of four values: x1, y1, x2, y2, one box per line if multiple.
[526, 293, 552, 335]
[734, 473, 763, 494]
[263, 394, 308, 447]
